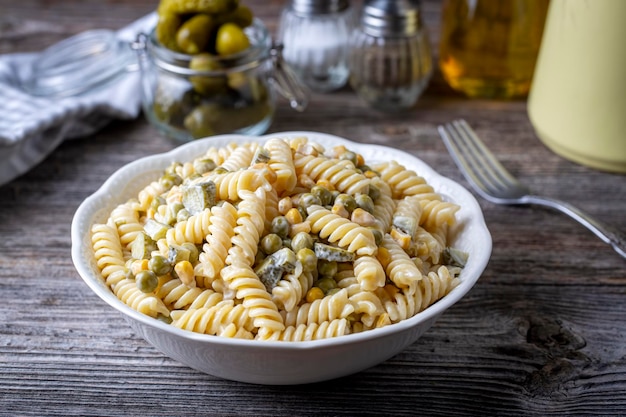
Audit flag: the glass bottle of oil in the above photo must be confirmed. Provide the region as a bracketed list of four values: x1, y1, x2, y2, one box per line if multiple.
[439, 0, 549, 99]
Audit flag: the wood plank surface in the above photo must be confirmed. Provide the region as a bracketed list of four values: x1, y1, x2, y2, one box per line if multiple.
[1, 1, 625, 416]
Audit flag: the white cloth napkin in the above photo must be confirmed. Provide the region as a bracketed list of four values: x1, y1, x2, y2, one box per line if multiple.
[0, 13, 157, 186]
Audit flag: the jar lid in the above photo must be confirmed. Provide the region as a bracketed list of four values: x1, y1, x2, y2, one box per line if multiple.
[361, 0, 423, 37]
[290, 0, 350, 16]
[21, 30, 135, 97]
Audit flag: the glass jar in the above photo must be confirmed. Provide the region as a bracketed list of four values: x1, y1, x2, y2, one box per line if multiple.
[133, 19, 308, 142]
[278, 0, 353, 92]
[349, 0, 433, 112]
[439, 0, 549, 99]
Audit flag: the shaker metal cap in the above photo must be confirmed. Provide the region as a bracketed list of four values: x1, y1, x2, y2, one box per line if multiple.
[361, 0, 422, 37]
[290, 0, 350, 15]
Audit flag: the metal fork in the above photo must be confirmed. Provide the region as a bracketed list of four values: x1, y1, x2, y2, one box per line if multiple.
[438, 119, 626, 259]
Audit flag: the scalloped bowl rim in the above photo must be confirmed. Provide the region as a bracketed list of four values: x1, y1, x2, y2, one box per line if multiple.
[71, 131, 491, 353]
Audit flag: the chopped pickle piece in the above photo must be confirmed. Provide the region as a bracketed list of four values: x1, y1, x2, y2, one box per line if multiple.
[168, 244, 192, 264]
[392, 215, 417, 237]
[254, 247, 297, 291]
[252, 146, 271, 164]
[144, 218, 172, 241]
[443, 247, 469, 267]
[182, 181, 217, 215]
[131, 232, 157, 260]
[314, 242, 355, 262]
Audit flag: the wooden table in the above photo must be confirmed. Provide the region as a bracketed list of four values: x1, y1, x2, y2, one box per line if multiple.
[2, 1, 625, 415]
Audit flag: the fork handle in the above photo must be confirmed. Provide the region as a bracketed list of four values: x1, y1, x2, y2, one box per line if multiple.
[525, 195, 626, 259]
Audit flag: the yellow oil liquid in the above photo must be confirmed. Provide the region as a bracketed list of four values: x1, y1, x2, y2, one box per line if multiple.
[439, 0, 549, 99]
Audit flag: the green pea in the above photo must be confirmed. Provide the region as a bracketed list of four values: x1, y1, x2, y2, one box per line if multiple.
[355, 193, 375, 214]
[297, 248, 317, 272]
[334, 194, 357, 213]
[136, 270, 159, 293]
[368, 183, 381, 201]
[271, 216, 290, 238]
[369, 228, 384, 246]
[261, 233, 283, 255]
[317, 259, 338, 278]
[315, 277, 337, 294]
[291, 232, 314, 253]
[326, 288, 342, 296]
[311, 185, 333, 206]
[149, 255, 172, 276]
[299, 193, 322, 209]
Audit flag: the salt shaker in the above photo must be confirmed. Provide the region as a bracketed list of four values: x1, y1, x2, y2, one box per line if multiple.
[278, 0, 353, 92]
[349, 0, 433, 111]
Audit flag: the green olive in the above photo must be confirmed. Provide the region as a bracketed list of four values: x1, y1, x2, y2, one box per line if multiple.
[291, 232, 314, 253]
[155, 13, 182, 51]
[136, 270, 159, 293]
[149, 255, 172, 276]
[355, 193, 375, 214]
[311, 185, 333, 206]
[261, 233, 283, 255]
[176, 14, 215, 54]
[315, 277, 337, 294]
[215, 23, 250, 56]
[334, 194, 357, 213]
[271, 216, 290, 238]
[189, 54, 229, 96]
[297, 248, 317, 272]
[317, 259, 338, 278]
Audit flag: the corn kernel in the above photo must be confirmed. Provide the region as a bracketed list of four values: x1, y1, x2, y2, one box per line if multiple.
[175, 260, 196, 287]
[331, 203, 350, 219]
[278, 197, 293, 215]
[364, 170, 378, 179]
[316, 179, 335, 191]
[356, 153, 365, 167]
[285, 208, 303, 225]
[390, 228, 412, 251]
[306, 287, 325, 303]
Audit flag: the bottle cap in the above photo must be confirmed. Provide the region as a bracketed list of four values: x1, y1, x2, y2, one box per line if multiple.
[290, 0, 350, 16]
[361, 0, 422, 37]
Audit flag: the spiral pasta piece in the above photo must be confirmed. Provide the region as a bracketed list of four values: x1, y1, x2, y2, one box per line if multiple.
[420, 199, 460, 232]
[165, 207, 212, 246]
[353, 255, 386, 291]
[113, 278, 170, 318]
[220, 142, 257, 172]
[265, 137, 297, 193]
[307, 205, 377, 256]
[221, 262, 285, 333]
[137, 180, 166, 212]
[91, 223, 127, 288]
[226, 188, 266, 266]
[272, 269, 313, 312]
[381, 234, 423, 290]
[109, 203, 144, 249]
[294, 154, 370, 195]
[282, 288, 355, 327]
[197, 202, 238, 279]
[171, 300, 253, 338]
[414, 266, 460, 312]
[156, 277, 205, 310]
[257, 319, 350, 341]
[372, 160, 438, 200]
[206, 169, 268, 201]
[203, 143, 239, 166]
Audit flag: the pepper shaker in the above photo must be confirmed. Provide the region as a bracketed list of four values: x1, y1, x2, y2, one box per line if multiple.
[278, 0, 353, 92]
[349, 0, 433, 111]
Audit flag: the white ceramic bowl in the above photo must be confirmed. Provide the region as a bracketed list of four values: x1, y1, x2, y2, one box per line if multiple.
[71, 131, 491, 385]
